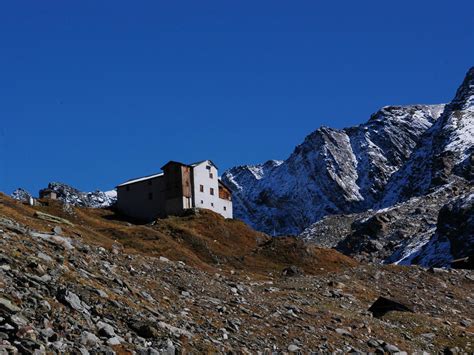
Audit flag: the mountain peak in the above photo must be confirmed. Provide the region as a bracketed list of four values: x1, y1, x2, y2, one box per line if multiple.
[449, 66, 474, 111]
[224, 104, 443, 235]
[224, 68, 473, 236]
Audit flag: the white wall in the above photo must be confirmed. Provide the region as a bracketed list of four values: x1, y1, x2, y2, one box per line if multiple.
[192, 161, 232, 218]
[215, 193, 233, 219]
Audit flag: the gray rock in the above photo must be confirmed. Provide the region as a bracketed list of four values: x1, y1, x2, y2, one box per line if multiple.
[37, 252, 53, 263]
[80, 331, 100, 348]
[158, 321, 193, 339]
[368, 339, 381, 348]
[51, 340, 68, 352]
[56, 289, 90, 314]
[0, 297, 21, 313]
[384, 343, 401, 353]
[164, 339, 176, 355]
[96, 289, 109, 298]
[78, 346, 90, 355]
[288, 344, 300, 352]
[9, 313, 28, 327]
[421, 332, 436, 340]
[335, 328, 352, 337]
[97, 321, 115, 338]
[106, 336, 121, 346]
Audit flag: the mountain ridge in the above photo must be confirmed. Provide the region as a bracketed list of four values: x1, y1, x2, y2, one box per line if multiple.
[223, 103, 446, 235]
[223, 68, 472, 239]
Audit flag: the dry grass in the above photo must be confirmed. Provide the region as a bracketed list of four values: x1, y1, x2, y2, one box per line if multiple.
[0, 194, 357, 276]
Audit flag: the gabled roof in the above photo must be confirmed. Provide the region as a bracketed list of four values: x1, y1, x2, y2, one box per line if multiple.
[160, 160, 218, 170]
[117, 159, 219, 188]
[160, 161, 189, 170]
[190, 160, 218, 169]
[116, 172, 164, 187]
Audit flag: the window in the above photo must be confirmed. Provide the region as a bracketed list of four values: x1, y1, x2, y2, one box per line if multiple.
[200, 184, 204, 192]
[223, 206, 227, 211]
[126, 185, 130, 191]
[209, 172, 214, 179]
[200, 200, 204, 204]
[211, 202, 214, 207]
[210, 188, 214, 195]
[148, 193, 153, 200]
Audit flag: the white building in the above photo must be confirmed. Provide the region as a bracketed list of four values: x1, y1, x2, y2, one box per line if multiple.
[116, 160, 233, 221]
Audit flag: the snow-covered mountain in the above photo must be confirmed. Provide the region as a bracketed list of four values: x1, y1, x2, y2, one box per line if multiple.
[12, 183, 117, 208]
[224, 67, 473, 253]
[224, 104, 445, 235]
[382, 67, 474, 206]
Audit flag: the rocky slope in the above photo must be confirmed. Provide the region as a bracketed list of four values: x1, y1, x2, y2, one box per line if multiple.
[0, 193, 473, 353]
[224, 104, 445, 236]
[305, 178, 471, 267]
[12, 183, 117, 208]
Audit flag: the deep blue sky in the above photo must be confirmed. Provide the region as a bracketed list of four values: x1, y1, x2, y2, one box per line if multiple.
[1, 1, 473, 194]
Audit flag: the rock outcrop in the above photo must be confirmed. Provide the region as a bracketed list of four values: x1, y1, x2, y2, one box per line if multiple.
[437, 192, 474, 260]
[11, 188, 33, 203]
[38, 182, 117, 208]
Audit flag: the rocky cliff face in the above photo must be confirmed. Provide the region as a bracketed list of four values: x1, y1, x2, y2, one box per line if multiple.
[223, 104, 445, 235]
[320, 179, 472, 267]
[435, 192, 474, 261]
[382, 67, 474, 206]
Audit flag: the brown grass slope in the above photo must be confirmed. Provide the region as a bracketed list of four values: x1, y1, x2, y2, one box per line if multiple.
[0, 193, 356, 275]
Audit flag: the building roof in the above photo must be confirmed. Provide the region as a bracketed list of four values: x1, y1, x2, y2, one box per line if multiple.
[190, 160, 218, 169]
[116, 172, 164, 187]
[117, 159, 220, 188]
[161, 160, 218, 170]
[160, 161, 188, 170]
